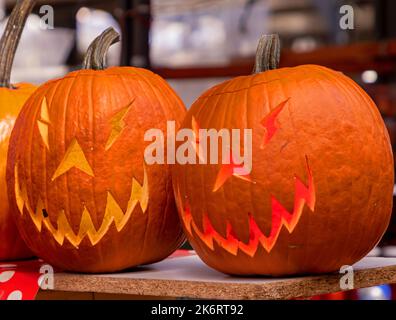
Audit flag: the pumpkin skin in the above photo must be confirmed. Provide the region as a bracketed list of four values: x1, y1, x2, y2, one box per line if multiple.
[7, 30, 186, 272]
[0, 0, 37, 261]
[0, 83, 36, 260]
[172, 57, 394, 274]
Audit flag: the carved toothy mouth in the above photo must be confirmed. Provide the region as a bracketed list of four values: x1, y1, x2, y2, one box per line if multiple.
[176, 157, 315, 257]
[13, 164, 149, 248]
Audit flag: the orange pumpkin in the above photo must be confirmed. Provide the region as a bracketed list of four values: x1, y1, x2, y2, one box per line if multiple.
[172, 35, 394, 275]
[7, 28, 186, 272]
[0, 0, 36, 260]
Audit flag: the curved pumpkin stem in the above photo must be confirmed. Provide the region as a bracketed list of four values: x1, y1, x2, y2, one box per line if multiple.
[0, 0, 36, 88]
[253, 34, 280, 74]
[83, 27, 121, 70]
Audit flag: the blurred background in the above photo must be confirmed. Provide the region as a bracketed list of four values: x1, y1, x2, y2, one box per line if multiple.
[3, 0, 396, 299]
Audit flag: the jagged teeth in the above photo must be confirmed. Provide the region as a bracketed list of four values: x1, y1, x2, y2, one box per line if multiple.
[177, 157, 315, 256]
[14, 164, 149, 248]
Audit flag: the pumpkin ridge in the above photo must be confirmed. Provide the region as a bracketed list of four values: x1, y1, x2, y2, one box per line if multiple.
[197, 80, 236, 235]
[332, 73, 393, 259]
[200, 77, 281, 100]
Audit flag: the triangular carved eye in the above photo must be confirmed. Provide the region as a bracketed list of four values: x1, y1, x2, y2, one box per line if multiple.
[52, 139, 94, 181]
[37, 97, 50, 150]
[260, 98, 289, 148]
[105, 100, 134, 151]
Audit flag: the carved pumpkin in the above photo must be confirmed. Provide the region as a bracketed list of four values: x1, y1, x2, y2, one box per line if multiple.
[172, 35, 394, 275]
[7, 28, 186, 272]
[0, 0, 36, 260]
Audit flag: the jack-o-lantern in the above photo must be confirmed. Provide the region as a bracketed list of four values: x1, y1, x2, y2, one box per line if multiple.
[7, 28, 186, 272]
[172, 35, 394, 275]
[0, 0, 36, 260]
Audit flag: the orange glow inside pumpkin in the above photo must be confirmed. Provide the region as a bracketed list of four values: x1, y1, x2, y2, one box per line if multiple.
[210, 98, 290, 192]
[105, 100, 134, 151]
[179, 156, 315, 256]
[212, 152, 252, 192]
[260, 98, 289, 148]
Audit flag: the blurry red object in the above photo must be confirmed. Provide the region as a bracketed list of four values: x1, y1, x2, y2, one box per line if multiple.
[0, 260, 43, 300]
[311, 291, 347, 300]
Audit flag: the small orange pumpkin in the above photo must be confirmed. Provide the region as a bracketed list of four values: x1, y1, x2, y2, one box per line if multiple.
[172, 35, 394, 275]
[7, 28, 186, 272]
[0, 0, 36, 261]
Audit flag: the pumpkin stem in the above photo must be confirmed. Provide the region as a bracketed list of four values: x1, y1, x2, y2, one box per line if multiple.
[82, 27, 121, 70]
[0, 0, 36, 88]
[252, 34, 280, 74]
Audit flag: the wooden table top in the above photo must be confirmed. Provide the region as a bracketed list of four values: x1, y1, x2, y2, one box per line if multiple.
[49, 253, 396, 300]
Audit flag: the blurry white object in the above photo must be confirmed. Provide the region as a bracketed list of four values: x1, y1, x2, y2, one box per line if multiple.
[361, 70, 378, 84]
[0, 14, 74, 84]
[291, 37, 319, 53]
[357, 285, 392, 300]
[11, 66, 69, 85]
[76, 7, 121, 67]
[0, 14, 74, 67]
[382, 246, 396, 257]
[268, 12, 326, 36]
[168, 78, 228, 109]
[0, 0, 5, 20]
[151, 0, 269, 67]
[367, 247, 381, 257]
[152, 16, 227, 67]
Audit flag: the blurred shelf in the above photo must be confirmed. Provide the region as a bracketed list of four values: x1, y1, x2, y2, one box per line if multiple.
[5, 0, 109, 6]
[268, 0, 374, 14]
[4, 0, 119, 13]
[154, 39, 396, 79]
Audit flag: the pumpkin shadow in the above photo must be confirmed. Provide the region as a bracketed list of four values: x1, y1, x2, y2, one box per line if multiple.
[223, 270, 339, 280]
[117, 265, 155, 273]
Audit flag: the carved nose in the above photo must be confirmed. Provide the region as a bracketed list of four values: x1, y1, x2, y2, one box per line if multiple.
[51, 138, 94, 181]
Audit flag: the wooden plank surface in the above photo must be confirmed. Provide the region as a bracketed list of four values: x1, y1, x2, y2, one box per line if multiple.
[49, 255, 396, 300]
